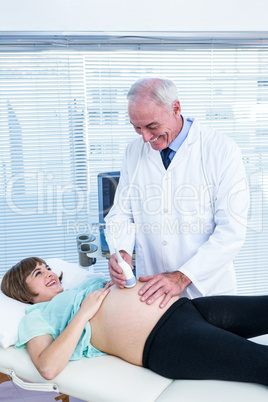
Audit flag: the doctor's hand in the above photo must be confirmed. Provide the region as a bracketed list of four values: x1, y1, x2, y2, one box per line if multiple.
[138, 271, 192, 308]
[108, 251, 133, 289]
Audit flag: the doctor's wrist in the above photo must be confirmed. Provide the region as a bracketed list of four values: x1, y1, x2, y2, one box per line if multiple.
[169, 271, 192, 288]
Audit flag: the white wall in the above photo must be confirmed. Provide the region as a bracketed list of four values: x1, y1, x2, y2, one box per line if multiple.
[0, 0, 267, 33]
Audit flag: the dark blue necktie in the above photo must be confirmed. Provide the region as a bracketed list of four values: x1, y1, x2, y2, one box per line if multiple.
[161, 147, 172, 169]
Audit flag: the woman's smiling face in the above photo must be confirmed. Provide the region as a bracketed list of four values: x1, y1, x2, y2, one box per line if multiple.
[25, 263, 63, 303]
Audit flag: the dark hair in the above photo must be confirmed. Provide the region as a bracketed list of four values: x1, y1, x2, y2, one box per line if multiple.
[1, 257, 63, 304]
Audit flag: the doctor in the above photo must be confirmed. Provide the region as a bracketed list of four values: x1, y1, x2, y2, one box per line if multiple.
[105, 77, 249, 308]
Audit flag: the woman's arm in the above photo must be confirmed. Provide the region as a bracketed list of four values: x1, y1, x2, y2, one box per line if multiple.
[26, 287, 110, 380]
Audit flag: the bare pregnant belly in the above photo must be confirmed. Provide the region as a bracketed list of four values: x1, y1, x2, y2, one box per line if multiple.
[90, 281, 179, 366]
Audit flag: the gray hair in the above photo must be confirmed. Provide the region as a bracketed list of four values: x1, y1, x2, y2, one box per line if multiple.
[127, 78, 178, 112]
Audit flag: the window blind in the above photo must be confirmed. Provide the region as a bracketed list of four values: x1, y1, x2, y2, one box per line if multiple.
[0, 35, 267, 293]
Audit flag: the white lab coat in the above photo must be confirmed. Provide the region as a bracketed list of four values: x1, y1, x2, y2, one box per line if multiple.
[105, 118, 249, 298]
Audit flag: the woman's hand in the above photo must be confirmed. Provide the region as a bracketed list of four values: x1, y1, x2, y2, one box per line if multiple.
[80, 287, 110, 320]
[104, 280, 114, 289]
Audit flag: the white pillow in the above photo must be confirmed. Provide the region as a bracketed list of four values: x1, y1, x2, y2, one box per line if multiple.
[0, 259, 104, 348]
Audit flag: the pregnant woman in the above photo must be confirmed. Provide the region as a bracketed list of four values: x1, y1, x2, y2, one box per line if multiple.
[1, 257, 268, 385]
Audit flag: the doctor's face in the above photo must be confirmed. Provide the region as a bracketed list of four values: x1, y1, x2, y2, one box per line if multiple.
[26, 263, 63, 303]
[128, 99, 182, 151]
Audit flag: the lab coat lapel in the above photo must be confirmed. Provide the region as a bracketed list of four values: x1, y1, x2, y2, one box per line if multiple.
[146, 145, 165, 172]
[170, 118, 200, 170]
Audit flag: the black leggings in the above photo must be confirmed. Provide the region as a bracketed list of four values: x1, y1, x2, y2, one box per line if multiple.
[142, 296, 268, 385]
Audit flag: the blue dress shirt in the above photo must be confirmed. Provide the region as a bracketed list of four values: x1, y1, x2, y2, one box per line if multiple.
[161, 116, 192, 163]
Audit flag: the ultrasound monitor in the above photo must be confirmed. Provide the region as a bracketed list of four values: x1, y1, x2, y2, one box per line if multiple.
[98, 171, 120, 253]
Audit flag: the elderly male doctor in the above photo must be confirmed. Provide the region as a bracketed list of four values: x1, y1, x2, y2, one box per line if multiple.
[105, 77, 249, 308]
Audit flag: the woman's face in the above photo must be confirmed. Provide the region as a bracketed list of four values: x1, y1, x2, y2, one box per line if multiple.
[26, 263, 63, 303]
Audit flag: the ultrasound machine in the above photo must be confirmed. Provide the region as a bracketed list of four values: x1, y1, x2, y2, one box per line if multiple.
[97, 171, 120, 254]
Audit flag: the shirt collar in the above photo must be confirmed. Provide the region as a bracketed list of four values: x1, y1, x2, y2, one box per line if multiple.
[168, 115, 192, 152]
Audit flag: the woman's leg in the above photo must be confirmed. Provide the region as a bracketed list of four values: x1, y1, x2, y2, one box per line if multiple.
[191, 295, 268, 338]
[143, 298, 268, 385]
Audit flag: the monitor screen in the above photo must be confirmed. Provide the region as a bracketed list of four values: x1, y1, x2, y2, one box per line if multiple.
[98, 171, 120, 223]
[97, 171, 120, 253]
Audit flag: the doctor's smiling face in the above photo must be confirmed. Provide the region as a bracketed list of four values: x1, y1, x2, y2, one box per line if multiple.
[26, 263, 63, 303]
[128, 98, 183, 151]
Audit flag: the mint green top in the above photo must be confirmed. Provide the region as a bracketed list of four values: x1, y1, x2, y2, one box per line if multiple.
[15, 277, 107, 360]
